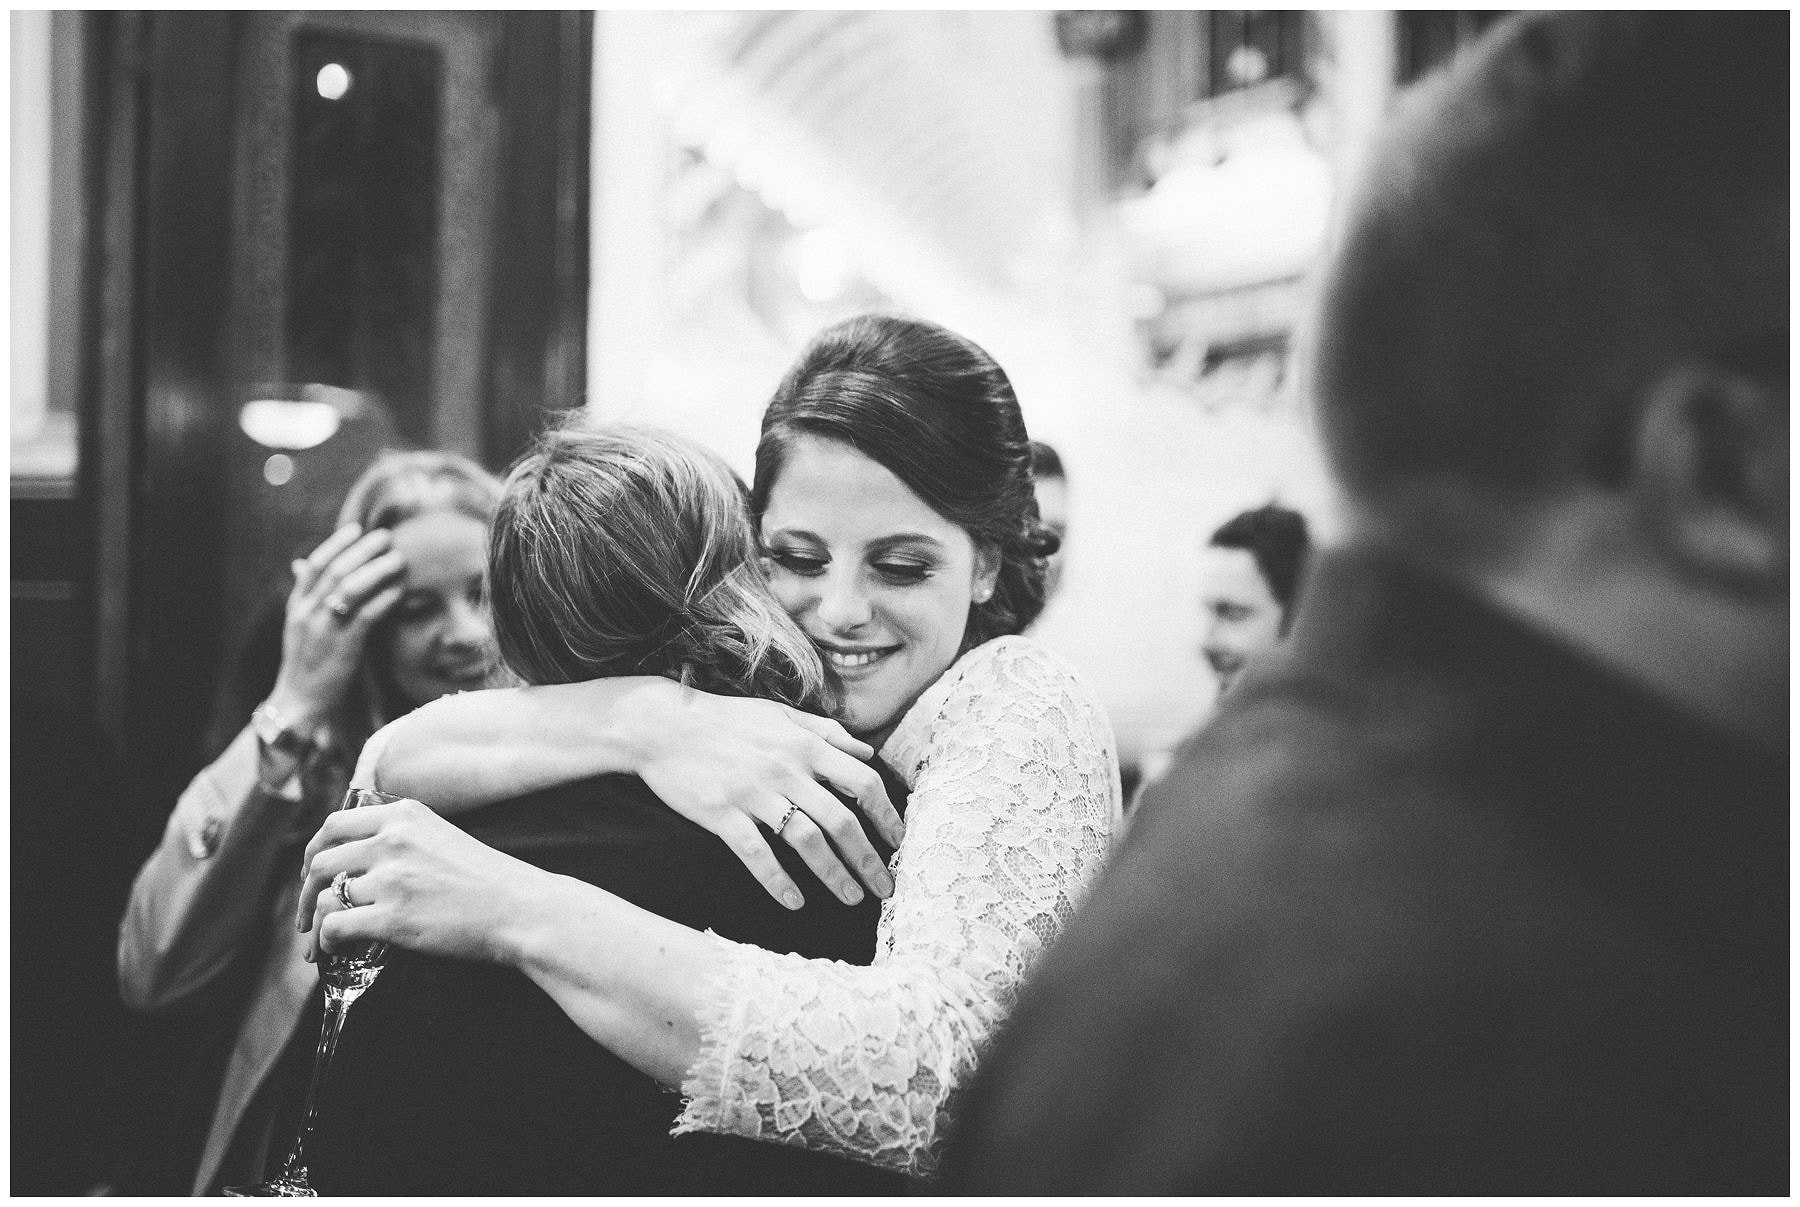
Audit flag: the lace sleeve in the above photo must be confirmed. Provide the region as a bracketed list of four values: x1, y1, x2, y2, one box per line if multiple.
[675, 636, 1120, 1177]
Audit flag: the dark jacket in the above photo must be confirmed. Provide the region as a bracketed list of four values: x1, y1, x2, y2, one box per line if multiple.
[940, 547, 1787, 1194]
[310, 770, 909, 1195]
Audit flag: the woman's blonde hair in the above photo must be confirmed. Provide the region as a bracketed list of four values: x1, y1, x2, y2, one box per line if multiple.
[337, 449, 501, 534]
[489, 423, 826, 709]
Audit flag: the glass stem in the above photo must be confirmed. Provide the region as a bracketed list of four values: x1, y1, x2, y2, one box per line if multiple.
[277, 985, 355, 1179]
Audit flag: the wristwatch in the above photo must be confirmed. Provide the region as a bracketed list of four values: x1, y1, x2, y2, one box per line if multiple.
[251, 699, 317, 760]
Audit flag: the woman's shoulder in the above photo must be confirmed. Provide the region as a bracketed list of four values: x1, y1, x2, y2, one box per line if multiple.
[960, 632, 1084, 679]
[947, 635, 1108, 714]
[881, 635, 1115, 780]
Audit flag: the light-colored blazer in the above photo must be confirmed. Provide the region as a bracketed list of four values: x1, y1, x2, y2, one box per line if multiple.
[118, 724, 343, 1195]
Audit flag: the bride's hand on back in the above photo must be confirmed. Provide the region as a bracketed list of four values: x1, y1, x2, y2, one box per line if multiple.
[297, 798, 548, 964]
[631, 688, 903, 911]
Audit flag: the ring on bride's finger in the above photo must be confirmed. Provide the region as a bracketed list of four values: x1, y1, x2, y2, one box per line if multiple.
[775, 803, 801, 835]
[332, 869, 359, 910]
[325, 594, 352, 619]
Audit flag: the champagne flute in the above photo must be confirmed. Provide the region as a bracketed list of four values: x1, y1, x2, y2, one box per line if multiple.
[225, 786, 401, 1197]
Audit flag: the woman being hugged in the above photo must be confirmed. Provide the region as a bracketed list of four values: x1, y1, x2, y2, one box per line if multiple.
[118, 451, 503, 1195]
[301, 314, 1121, 1178]
[308, 425, 906, 1194]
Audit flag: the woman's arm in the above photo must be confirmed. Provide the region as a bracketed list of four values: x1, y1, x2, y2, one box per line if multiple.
[368, 678, 904, 905]
[122, 526, 398, 1010]
[673, 637, 1121, 1176]
[367, 681, 657, 809]
[301, 637, 1120, 1177]
[121, 522, 405, 1010]
[119, 725, 334, 1011]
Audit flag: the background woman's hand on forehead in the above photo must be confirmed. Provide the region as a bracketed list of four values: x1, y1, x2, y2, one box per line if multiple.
[266, 524, 408, 733]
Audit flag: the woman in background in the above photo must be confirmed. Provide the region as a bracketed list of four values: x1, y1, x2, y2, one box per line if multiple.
[300, 314, 1121, 1179]
[117, 450, 503, 1195]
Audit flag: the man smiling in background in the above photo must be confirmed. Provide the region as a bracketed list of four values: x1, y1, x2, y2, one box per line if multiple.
[1198, 503, 1310, 694]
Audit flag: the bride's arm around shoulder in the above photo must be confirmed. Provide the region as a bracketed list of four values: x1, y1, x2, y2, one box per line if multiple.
[888, 635, 1119, 797]
[882, 632, 1122, 913]
[677, 633, 1121, 1177]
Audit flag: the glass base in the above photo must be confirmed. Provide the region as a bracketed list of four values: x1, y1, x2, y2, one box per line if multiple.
[222, 1175, 317, 1197]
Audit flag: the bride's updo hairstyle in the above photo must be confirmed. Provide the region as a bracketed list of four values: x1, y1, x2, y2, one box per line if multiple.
[488, 422, 826, 708]
[750, 313, 1055, 649]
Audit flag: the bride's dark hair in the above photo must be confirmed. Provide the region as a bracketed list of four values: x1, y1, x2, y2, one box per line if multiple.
[488, 422, 826, 709]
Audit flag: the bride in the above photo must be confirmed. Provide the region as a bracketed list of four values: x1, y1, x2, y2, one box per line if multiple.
[300, 314, 1120, 1178]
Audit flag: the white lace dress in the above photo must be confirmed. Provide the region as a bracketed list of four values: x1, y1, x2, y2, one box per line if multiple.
[675, 634, 1121, 1177]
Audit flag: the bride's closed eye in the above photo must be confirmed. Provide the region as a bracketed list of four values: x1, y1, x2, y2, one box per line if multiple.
[872, 560, 932, 586]
[767, 548, 828, 577]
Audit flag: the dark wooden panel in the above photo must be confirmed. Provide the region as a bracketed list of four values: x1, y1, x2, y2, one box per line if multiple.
[12, 496, 84, 583]
[482, 10, 591, 467]
[11, 594, 83, 718]
[129, 11, 240, 801]
[287, 30, 443, 445]
[86, 12, 144, 752]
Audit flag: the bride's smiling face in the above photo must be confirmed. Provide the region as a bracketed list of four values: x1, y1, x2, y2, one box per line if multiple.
[760, 435, 998, 748]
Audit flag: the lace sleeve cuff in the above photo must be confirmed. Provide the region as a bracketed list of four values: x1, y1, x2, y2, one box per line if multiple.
[674, 930, 762, 1137]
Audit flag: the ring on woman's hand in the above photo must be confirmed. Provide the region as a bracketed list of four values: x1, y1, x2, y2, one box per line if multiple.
[775, 803, 801, 835]
[332, 869, 359, 910]
[325, 594, 352, 619]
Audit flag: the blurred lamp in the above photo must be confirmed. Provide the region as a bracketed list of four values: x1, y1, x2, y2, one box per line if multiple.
[239, 392, 346, 450]
[1226, 44, 1270, 87]
[316, 63, 352, 101]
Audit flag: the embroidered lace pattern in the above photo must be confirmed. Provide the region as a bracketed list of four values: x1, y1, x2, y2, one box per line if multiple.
[675, 636, 1120, 1176]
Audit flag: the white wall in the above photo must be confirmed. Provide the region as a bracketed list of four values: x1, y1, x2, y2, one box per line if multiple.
[12, 10, 52, 441]
[989, 313, 1337, 766]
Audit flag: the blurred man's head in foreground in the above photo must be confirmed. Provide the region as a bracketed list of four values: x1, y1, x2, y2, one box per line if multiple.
[1310, 11, 1787, 746]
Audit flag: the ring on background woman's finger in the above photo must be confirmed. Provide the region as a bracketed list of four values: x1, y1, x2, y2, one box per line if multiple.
[325, 594, 352, 619]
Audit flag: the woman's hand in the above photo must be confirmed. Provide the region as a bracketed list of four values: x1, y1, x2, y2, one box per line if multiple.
[630, 687, 903, 911]
[297, 798, 551, 965]
[265, 524, 407, 731]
